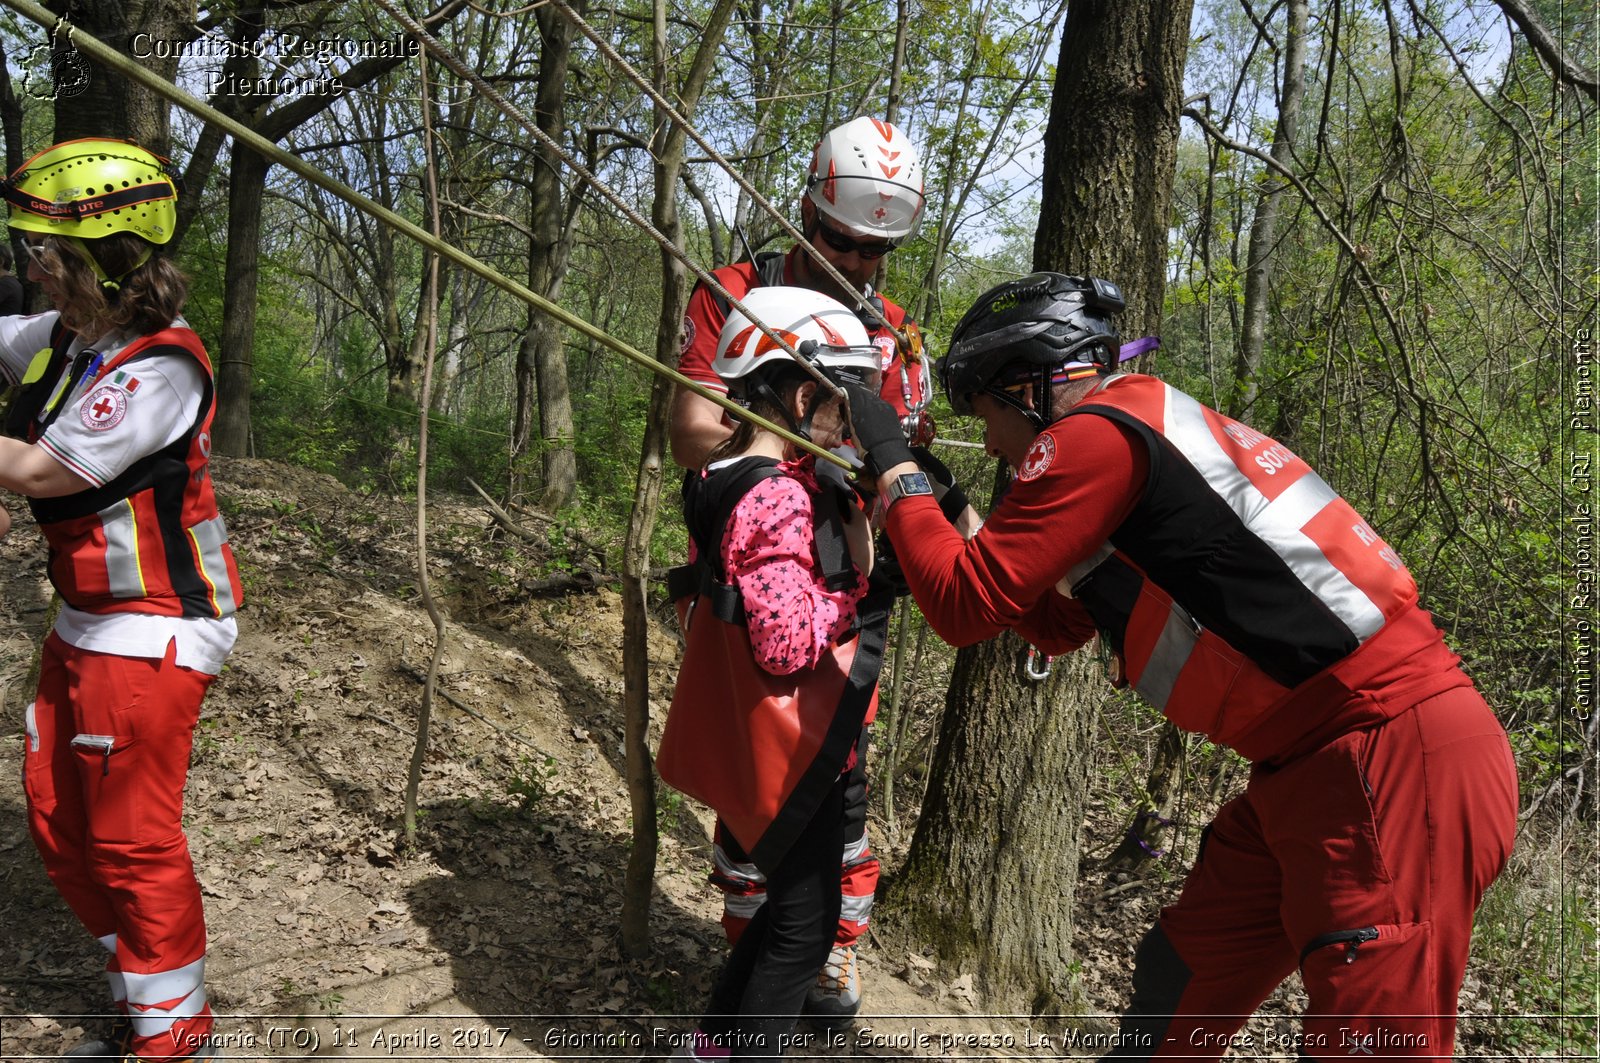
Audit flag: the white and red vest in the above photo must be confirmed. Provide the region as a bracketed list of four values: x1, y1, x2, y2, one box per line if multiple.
[1061, 375, 1449, 758]
[12, 321, 242, 619]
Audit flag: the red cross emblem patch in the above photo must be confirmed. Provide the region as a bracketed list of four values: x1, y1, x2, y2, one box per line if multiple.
[81, 384, 128, 431]
[1017, 433, 1056, 482]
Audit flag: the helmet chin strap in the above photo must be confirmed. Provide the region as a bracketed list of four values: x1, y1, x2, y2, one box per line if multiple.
[982, 378, 1050, 435]
[61, 235, 150, 294]
[743, 376, 811, 444]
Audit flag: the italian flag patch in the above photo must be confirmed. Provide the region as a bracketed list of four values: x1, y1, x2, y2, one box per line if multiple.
[111, 370, 141, 394]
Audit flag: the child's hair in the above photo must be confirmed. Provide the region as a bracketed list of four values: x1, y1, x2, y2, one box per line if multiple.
[707, 361, 813, 465]
[32, 234, 188, 337]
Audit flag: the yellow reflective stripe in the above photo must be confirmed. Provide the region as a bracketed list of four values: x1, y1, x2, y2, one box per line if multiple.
[19, 346, 52, 385]
[100, 499, 147, 598]
[187, 515, 237, 616]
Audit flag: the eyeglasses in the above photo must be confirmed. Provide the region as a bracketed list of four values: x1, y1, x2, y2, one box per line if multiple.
[813, 216, 896, 261]
[22, 240, 54, 273]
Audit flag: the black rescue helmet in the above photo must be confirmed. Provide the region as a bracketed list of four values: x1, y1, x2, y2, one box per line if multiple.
[938, 272, 1125, 416]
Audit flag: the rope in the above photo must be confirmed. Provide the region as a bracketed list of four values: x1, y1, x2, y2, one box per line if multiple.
[367, 0, 846, 406]
[0, 0, 850, 469]
[544, 0, 904, 343]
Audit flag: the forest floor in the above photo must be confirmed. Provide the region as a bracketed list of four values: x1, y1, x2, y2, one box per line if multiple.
[0, 458, 1544, 1061]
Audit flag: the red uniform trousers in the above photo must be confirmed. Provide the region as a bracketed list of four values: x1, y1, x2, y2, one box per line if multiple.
[1109, 685, 1517, 1061]
[23, 633, 216, 1061]
[713, 726, 880, 949]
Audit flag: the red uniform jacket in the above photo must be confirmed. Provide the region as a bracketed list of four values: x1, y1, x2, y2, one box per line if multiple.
[889, 374, 1469, 763]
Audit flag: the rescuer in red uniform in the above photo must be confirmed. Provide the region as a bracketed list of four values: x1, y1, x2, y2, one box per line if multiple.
[842, 272, 1518, 1061]
[0, 139, 241, 1062]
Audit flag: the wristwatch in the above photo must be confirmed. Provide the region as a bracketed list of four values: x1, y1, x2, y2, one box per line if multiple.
[885, 470, 934, 508]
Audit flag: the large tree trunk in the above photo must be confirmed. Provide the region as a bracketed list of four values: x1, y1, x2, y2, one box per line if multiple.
[1043, 0, 1195, 881]
[49, 0, 182, 151]
[887, 0, 1194, 1010]
[1035, 0, 1193, 331]
[511, 1, 583, 509]
[890, 635, 1097, 1012]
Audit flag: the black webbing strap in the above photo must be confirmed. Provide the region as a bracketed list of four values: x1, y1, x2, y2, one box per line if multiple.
[747, 579, 891, 873]
[709, 250, 788, 319]
[674, 458, 787, 625]
[813, 484, 857, 592]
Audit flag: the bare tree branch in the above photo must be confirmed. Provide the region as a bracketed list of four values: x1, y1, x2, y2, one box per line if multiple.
[1491, 0, 1599, 101]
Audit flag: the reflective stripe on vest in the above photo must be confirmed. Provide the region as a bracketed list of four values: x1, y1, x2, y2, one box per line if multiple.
[1159, 387, 1386, 641]
[100, 497, 148, 599]
[1063, 375, 1417, 745]
[187, 514, 238, 616]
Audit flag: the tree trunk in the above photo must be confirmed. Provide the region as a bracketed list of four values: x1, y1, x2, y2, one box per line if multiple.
[1038, 0, 1196, 883]
[1230, 0, 1309, 419]
[213, 141, 266, 457]
[889, 635, 1096, 1012]
[1034, 0, 1193, 332]
[512, 1, 583, 510]
[887, 0, 1194, 1009]
[49, 0, 182, 151]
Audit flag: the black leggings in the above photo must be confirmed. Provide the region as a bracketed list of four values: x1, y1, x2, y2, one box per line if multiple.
[702, 774, 846, 1059]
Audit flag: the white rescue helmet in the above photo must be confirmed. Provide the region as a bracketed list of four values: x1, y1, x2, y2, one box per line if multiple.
[806, 117, 925, 241]
[713, 287, 882, 395]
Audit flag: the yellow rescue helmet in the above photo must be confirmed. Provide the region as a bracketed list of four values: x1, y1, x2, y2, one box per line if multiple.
[2, 138, 178, 245]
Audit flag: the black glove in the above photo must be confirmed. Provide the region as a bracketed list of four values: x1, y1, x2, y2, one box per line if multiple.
[842, 383, 915, 481]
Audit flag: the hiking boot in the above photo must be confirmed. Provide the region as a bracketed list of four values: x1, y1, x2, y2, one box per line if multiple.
[63, 1017, 131, 1059]
[802, 944, 861, 1029]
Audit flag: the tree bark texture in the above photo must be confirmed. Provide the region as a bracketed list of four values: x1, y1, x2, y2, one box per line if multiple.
[1037, 0, 1195, 882]
[513, 0, 583, 510]
[49, 0, 182, 152]
[890, 634, 1096, 1012]
[1034, 0, 1194, 330]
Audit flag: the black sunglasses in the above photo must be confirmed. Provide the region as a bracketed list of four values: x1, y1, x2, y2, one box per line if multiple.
[813, 216, 896, 260]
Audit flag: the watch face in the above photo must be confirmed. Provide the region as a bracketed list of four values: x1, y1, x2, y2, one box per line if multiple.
[894, 471, 932, 498]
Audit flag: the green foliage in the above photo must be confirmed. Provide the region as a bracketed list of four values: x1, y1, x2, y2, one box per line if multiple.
[1472, 834, 1600, 1055]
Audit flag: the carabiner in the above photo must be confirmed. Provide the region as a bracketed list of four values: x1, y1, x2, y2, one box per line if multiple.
[1025, 645, 1053, 681]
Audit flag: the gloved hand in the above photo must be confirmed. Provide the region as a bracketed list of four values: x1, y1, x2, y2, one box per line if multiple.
[842, 383, 915, 482]
[816, 444, 862, 494]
